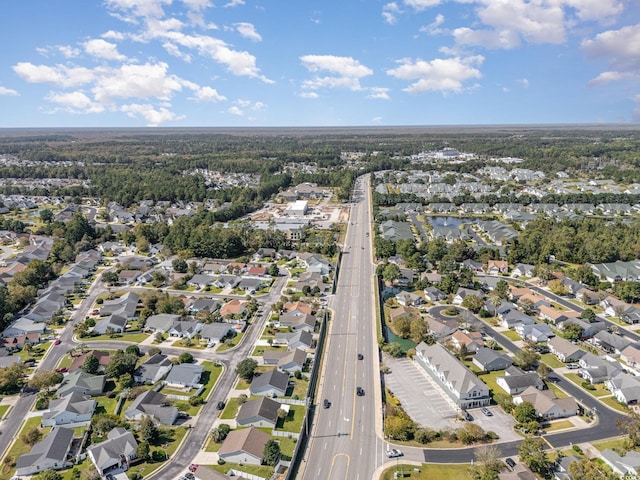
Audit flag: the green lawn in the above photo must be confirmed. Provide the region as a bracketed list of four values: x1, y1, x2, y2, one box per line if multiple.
[85, 332, 149, 343]
[56, 354, 74, 369]
[95, 393, 120, 416]
[288, 376, 309, 399]
[546, 382, 569, 399]
[380, 463, 473, 480]
[564, 373, 611, 397]
[478, 370, 506, 394]
[599, 396, 630, 413]
[171, 339, 206, 350]
[592, 438, 630, 452]
[123, 427, 189, 479]
[252, 345, 287, 356]
[277, 436, 298, 461]
[501, 330, 521, 341]
[0, 405, 9, 419]
[0, 416, 51, 480]
[220, 397, 242, 419]
[541, 354, 564, 368]
[210, 462, 275, 478]
[542, 420, 574, 432]
[199, 361, 223, 400]
[276, 405, 305, 433]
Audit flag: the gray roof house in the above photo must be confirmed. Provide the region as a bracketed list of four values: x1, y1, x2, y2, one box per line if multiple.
[168, 320, 202, 339]
[57, 370, 106, 397]
[93, 314, 128, 335]
[100, 291, 140, 318]
[133, 354, 173, 384]
[236, 397, 282, 428]
[87, 427, 138, 476]
[416, 342, 490, 409]
[145, 313, 181, 333]
[42, 391, 96, 427]
[548, 337, 586, 363]
[249, 369, 289, 397]
[594, 330, 632, 354]
[165, 363, 204, 389]
[515, 323, 554, 343]
[578, 353, 622, 384]
[601, 449, 640, 476]
[263, 348, 308, 373]
[278, 313, 316, 332]
[496, 368, 544, 395]
[124, 390, 179, 425]
[16, 427, 74, 476]
[273, 329, 314, 351]
[424, 286, 446, 302]
[472, 347, 513, 372]
[514, 386, 578, 420]
[199, 323, 233, 345]
[606, 371, 640, 405]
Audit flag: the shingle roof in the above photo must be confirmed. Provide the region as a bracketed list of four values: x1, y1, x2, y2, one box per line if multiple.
[16, 427, 74, 470]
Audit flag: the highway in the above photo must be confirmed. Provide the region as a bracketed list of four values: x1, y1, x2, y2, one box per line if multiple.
[302, 174, 384, 480]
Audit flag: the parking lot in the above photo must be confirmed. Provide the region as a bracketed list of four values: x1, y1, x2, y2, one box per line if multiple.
[383, 356, 459, 430]
[467, 405, 520, 442]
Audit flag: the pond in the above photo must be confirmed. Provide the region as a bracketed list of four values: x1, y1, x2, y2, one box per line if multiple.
[383, 326, 417, 352]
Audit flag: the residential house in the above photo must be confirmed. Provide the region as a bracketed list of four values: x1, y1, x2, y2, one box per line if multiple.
[578, 353, 622, 384]
[87, 427, 138, 476]
[15, 427, 74, 476]
[188, 298, 220, 314]
[167, 320, 202, 339]
[164, 363, 203, 389]
[273, 329, 314, 351]
[388, 306, 419, 322]
[42, 391, 96, 427]
[496, 367, 544, 395]
[425, 317, 458, 339]
[57, 370, 106, 397]
[199, 323, 233, 345]
[461, 259, 484, 273]
[124, 390, 178, 425]
[218, 427, 271, 466]
[415, 342, 491, 409]
[236, 397, 282, 428]
[424, 286, 446, 302]
[472, 347, 513, 372]
[220, 299, 248, 319]
[395, 291, 424, 307]
[548, 337, 586, 363]
[118, 270, 141, 285]
[284, 301, 313, 316]
[249, 369, 289, 397]
[213, 274, 240, 289]
[2, 317, 46, 337]
[100, 292, 140, 319]
[558, 318, 605, 339]
[601, 449, 640, 476]
[621, 344, 640, 368]
[263, 348, 307, 373]
[500, 310, 536, 329]
[450, 330, 484, 353]
[512, 264, 535, 278]
[237, 277, 266, 294]
[487, 260, 509, 275]
[606, 371, 640, 405]
[514, 386, 578, 419]
[453, 287, 483, 306]
[187, 274, 215, 289]
[576, 288, 600, 305]
[277, 313, 316, 332]
[515, 323, 554, 343]
[298, 253, 331, 276]
[145, 313, 181, 333]
[538, 305, 580, 325]
[593, 330, 632, 354]
[498, 463, 537, 480]
[133, 353, 173, 384]
[253, 248, 276, 261]
[93, 314, 128, 335]
[554, 455, 581, 480]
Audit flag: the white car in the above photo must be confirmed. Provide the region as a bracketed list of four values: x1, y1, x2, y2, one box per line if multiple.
[386, 448, 403, 458]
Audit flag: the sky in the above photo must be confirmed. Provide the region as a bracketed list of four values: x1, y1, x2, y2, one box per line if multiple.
[0, 0, 639, 128]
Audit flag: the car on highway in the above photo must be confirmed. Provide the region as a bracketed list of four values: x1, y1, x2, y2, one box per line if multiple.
[356, 387, 365, 396]
[357, 353, 363, 360]
[323, 399, 331, 409]
[481, 407, 493, 416]
[386, 449, 403, 458]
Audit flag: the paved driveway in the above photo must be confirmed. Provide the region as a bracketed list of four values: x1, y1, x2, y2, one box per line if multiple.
[383, 356, 459, 430]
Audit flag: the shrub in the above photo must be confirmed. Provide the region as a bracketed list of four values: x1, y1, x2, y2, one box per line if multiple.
[151, 450, 166, 462]
[217, 458, 226, 465]
[189, 396, 204, 406]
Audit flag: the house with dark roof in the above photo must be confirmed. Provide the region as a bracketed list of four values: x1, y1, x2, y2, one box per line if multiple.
[548, 337, 586, 363]
[496, 367, 544, 395]
[57, 370, 106, 397]
[606, 371, 640, 405]
[16, 427, 74, 476]
[93, 314, 128, 335]
[42, 391, 96, 427]
[578, 353, 622, 384]
[472, 347, 513, 372]
[100, 291, 140, 319]
[452, 287, 483, 306]
[236, 397, 282, 428]
[134, 353, 173, 384]
[249, 369, 289, 397]
[87, 427, 138, 476]
[278, 313, 316, 332]
[263, 348, 307, 373]
[273, 329, 313, 351]
[167, 320, 202, 339]
[218, 427, 271, 466]
[593, 330, 632, 354]
[124, 390, 178, 425]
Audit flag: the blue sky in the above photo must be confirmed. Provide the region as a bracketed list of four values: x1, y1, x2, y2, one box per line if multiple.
[0, 0, 638, 127]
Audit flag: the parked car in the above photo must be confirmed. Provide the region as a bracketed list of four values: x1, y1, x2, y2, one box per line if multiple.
[567, 363, 580, 369]
[53, 339, 61, 345]
[386, 449, 403, 458]
[188, 464, 199, 473]
[481, 407, 493, 416]
[505, 458, 516, 470]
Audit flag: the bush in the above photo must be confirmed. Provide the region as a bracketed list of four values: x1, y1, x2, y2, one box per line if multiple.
[217, 458, 226, 465]
[581, 382, 596, 390]
[572, 444, 583, 454]
[151, 450, 166, 462]
[414, 428, 438, 444]
[189, 396, 204, 406]
[35, 396, 49, 410]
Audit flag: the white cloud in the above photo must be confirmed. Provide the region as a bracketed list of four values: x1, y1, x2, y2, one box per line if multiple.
[588, 71, 635, 86]
[387, 55, 484, 94]
[300, 55, 373, 91]
[163, 42, 192, 62]
[83, 39, 127, 61]
[13, 63, 95, 88]
[582, 24, 640, 71]
[0, 86, 18, 96]
[45, 91, 105, 113]
[191, 86, 226, 102]
[224, 0, 245, 7]
[562, 0, 623, 22]
[105, 0, 171, 19]
[419, 14, 445, 35]
[235, 22, 262, 42]
[517, 78, 529, 88]
[372, 116, 383, 124]
[37, 45, 81, 58]
[181, 0, 211, 10]
[92, 62, 183, 102]
[121, 102, 182, 125]
[298, 91, 319, 99]
[403, 0, 441, 11]
[367, 87, 391, 100]
[102, 30, 126, 41]
[228, 106, 244, 115]
[382, 3, 401, 25]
